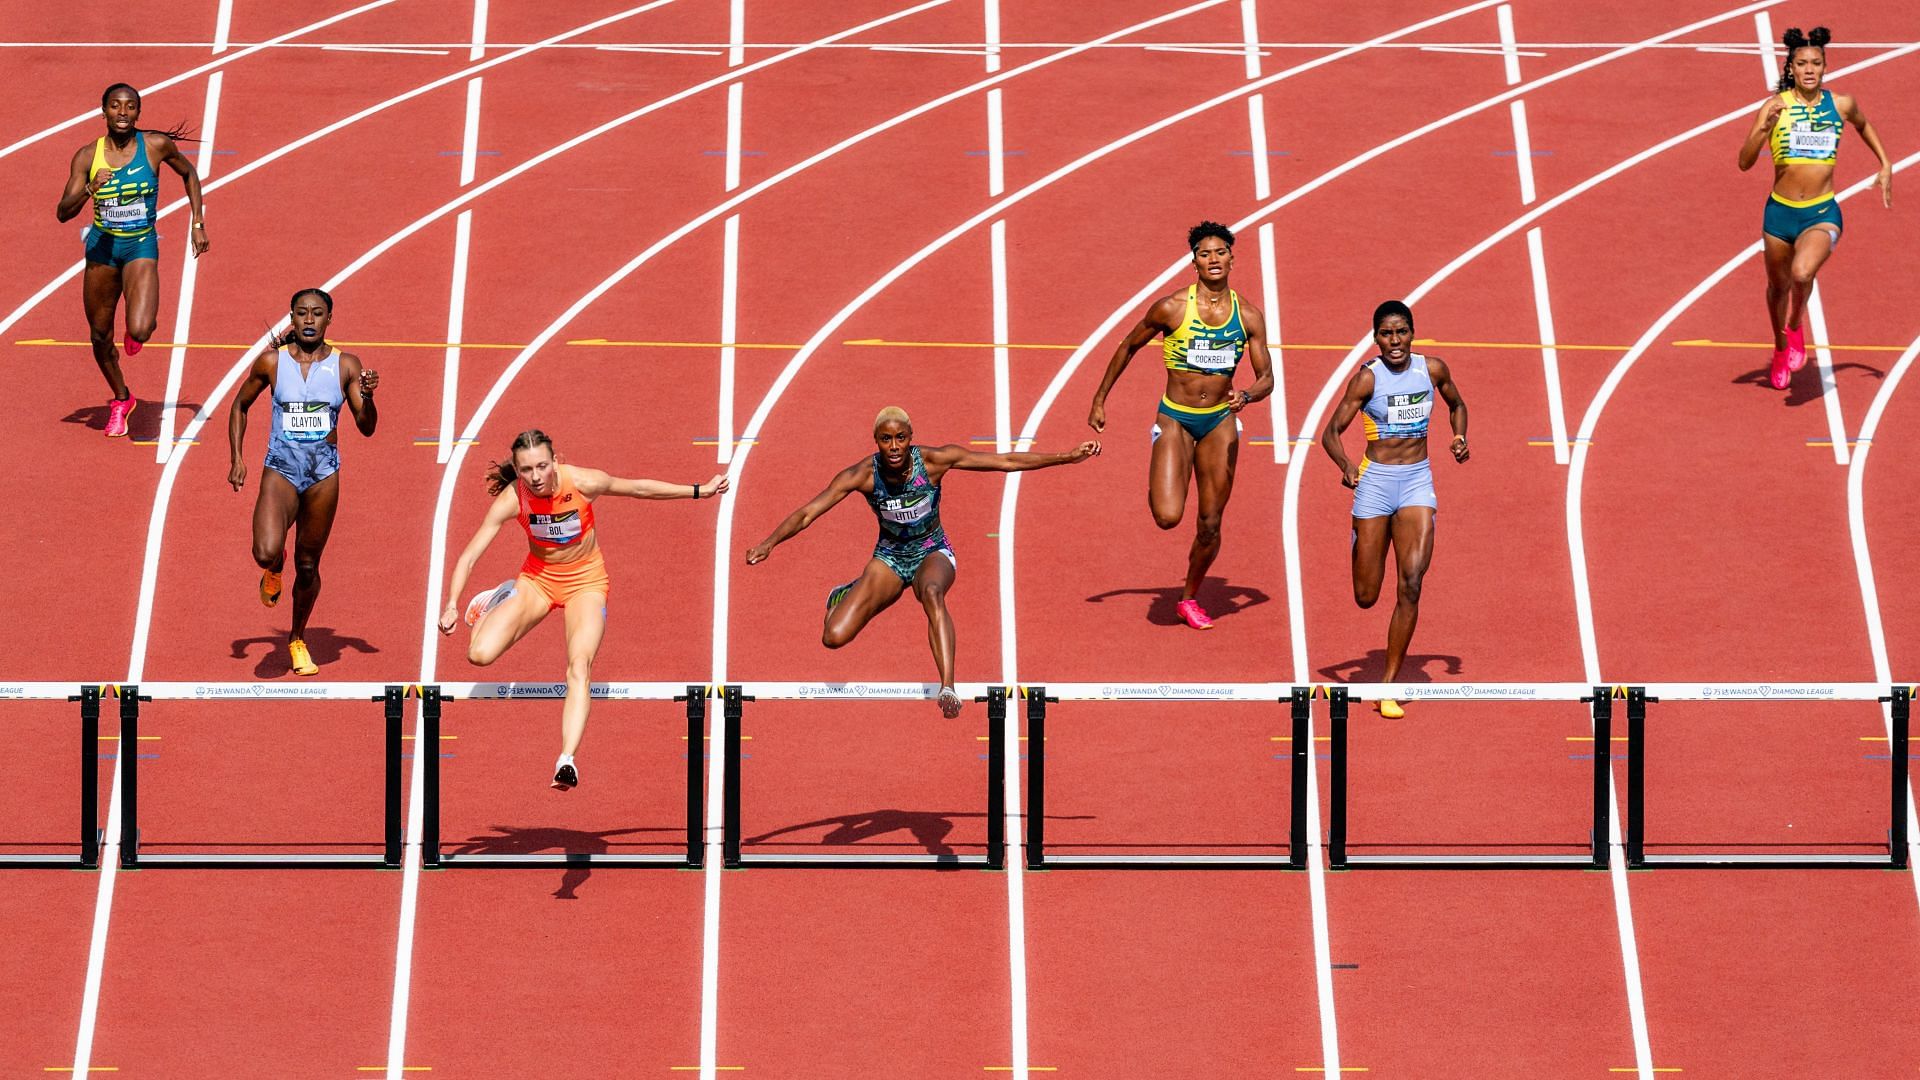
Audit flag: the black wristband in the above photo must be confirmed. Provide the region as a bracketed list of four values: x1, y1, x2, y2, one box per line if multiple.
[692, 483, 701, 500]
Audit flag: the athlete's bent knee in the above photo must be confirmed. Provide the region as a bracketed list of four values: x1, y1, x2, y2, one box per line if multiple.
[467, 642, 500, 667]
[1151, 506, 1183, 530]
[252, 541, 283, 569]
[1396, 574, 1424, 606]
[127, 316, 156, 342]
[822, 625, 853, 650]
[1354, 587, 1380, 610]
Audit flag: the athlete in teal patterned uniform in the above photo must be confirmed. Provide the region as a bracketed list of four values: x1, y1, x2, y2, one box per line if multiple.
[747, 407, 1100, 718]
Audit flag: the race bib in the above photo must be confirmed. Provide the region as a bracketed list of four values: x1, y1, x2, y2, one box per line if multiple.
[1385, 391, 1431, 427]
[1788, 123, 1839, 157]
[1185, 338, 1238, 371]
[527, 511, 583, 544]
[279, 402, 333, 441]
[879, 497, 932, 525]
[101, 199, 149, 228]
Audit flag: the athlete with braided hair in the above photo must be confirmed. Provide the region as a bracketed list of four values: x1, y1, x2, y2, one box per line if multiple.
[1738, 25, 1893, 390]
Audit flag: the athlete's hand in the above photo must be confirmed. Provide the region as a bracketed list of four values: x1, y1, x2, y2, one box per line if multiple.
[1087, 398, 1107, 433]
[744, 542, 772, 565]
[1762, 97, 1787, 130]
[1450, 435, 1470, 463]
[189, 222, 208, 257]
[358, 369, 380, 395]
[1065, 440, 1102, 463]
[1878, 167, 1893, 209]
[1340, 461, 1361, 489]
[227, 459, 247, 491]
[1226, 389, 1251, 412]
[86, 168, 114, 196]
[702, 473, 730, 499]
[438, 604, 459, 636]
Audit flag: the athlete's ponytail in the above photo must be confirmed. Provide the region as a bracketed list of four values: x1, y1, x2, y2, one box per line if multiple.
[485, 429, 556, 495]
[1777, 26, 1831, 92]
[98, 83, 199, 142]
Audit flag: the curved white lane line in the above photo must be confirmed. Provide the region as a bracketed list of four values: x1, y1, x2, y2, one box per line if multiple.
[0, 0, 686, 342]
[1845, 330, 1920, 906]
[0, 0, 396, 162]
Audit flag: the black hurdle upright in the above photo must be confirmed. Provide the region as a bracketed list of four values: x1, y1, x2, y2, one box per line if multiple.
[0, 684, 103, 868]
[120, 685, 403, 869]
[431, 685, 705, 869]
[1027, 687, 1306, 869]
[1330, 686, 1610, 868]
[1628, 685, 1910, 868]
[724, 685, 1005, 868]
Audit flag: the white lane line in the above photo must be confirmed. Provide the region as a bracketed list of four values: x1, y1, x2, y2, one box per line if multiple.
[0, 0, 397, 162]
[718, 214, 741, 466]
[1508, 99, 1537, 199]
[1247, 94, 1272, 199]
[1495, 4, 1521, 83]
[1421, 43, 1544, 57]
[1258, 222, 1286, 462]
[0, 0, 689, 344]
[1844, 331, 1920, 906]
[213, 0, 233, 54]
[1239, 0, 1261, 79]
[1145, 43, 1263, 57]
[725, 83, 744, 189]
[1807, 286, 1848, 464]
[984, 0, 1003, 73]
[322, 44, 451, 55]
[991, 225, 1012, 454]
[1754, 11, 1778, 87]
[156, 69, 222, 464]
[1528, 227, 1570, 463]
[596, 44, 724, 54]
[460, 77, 483, 186]
[439, 211, 473, 464]
[872, 44, 990, 55]
[470, 0, 489, 61]
[987, 88, 1007, 196]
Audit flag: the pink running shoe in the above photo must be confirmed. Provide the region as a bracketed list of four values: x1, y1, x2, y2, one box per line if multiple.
[104, 395, 137, 437]
[1768, 348, 1791, 391]
[123, 333, 143, 357]
[1175, 597, 1215, 630]
[1784, 325, 1807, 372]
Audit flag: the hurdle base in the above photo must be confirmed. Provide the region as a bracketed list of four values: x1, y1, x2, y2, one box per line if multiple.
[126, 852, 398, 869]
[436, 852, 695, 868]
[1633, 852, 1898, 869]
[0, 853, 97, 867]
[730, 852, 997, 869]
[1340, 853, 1599, 869]
[1031, 852, 1298, 870]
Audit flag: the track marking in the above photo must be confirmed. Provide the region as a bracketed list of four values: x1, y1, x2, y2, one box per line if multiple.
[1498, 6, 1568, 464]
[156, 67, 222, 464]
[1753, 11, 1778, 86]
[718, 215, 742, 465]
[323, 44, 451, 55]
[1804, 287, 1848, 465]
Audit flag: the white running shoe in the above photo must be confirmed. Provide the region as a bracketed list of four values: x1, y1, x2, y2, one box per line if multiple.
[551, 754, 578, 791]
[464, 580, 517, 627]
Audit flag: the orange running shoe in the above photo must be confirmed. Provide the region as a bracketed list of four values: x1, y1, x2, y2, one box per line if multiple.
[260, 568, 283, 607]
[288, 639, 319, 676]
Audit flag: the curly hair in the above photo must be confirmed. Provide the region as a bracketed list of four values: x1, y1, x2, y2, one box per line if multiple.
[1776, 26, 1831, 92]
[1187, 220, 1235, 252]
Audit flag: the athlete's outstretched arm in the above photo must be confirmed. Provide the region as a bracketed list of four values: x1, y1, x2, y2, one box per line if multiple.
[1841, 93, 1894, 207]
[1429, 357, 1469, 463]
[439, 488, 520, 634]
[225, 351, 278, 491]
[744, 460, 870, 564]
[1087, 296, 1182, 432]
[338, 352, 379, 436]
[1231, 304, 1276, 412]
[1319, 367, 1376, 488]
[152, 133, 208, 256]
[572, 468, 730, 501]
[920, 441, 1101, 474]
[1738, 96, 1787, 171]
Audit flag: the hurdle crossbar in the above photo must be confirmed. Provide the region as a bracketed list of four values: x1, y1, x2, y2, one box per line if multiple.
[1025, 685, 1308, 870]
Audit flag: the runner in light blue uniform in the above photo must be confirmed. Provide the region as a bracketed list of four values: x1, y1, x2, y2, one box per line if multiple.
[1320, 301, 1469, 720]
[746, 407, 1100, 718]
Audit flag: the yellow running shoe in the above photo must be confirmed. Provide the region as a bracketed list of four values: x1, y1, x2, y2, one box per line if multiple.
[260, 568, 283, 607]
[288, 638, 319, 677]
[1375, 698, 1405, 719]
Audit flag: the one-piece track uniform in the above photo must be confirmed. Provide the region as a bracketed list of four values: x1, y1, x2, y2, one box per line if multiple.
[2, 1, 1919, 1078]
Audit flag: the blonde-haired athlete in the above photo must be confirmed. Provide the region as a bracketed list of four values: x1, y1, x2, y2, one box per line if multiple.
[747, 408, 1100, 717]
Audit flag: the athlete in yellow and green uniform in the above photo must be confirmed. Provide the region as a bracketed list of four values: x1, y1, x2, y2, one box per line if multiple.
[1088, 221, 1274, 630]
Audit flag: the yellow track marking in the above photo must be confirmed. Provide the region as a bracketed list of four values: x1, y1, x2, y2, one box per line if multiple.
[573, 338, 798, 350]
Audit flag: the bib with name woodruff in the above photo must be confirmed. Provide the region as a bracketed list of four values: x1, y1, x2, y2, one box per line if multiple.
[1161, 285, 1247, 375]
[268, 348, 343, 448]
[518, 464, 596, 548]
[1771, 89, 1843, 165]
[866, 446, 945, 547]
[1360, 354, 1435, 441]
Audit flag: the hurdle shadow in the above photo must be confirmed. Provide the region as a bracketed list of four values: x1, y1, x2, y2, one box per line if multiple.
[744, 809, 1097, 868]
[230, 627, 380, 677]
[1732, 360, 1882, 406]
[1317, 650, 1463, 684]
[449, 825, 680, 898]
[61, 398, 205, 440]
[1085, 576, 1270, 626]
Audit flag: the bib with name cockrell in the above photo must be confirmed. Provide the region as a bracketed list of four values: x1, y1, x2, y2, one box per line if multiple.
[1162, 285, 1247, 376]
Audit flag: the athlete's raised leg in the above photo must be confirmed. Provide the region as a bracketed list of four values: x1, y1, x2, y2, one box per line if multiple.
[822, 558, 909, 649]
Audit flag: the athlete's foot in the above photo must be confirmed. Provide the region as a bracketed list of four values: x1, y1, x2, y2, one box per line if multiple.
[123, 333, 143, 357]
[259, 568, 283, 607]
[826, 581, 854, 613]
[1375, 698, 1405, 719]
[937, 686, 962, 719]
[551, 754, 578, 791]
[464, 580, 516, 626]
[1785, 325, 1807, 372]
[288, 638, 319, 677]
[1768, 348, 1791, 390]
[104, 394, 137, 437]
[1175, 597, 1214, 630]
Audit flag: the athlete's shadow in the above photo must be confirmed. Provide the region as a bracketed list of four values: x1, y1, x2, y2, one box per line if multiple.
[1086, 577, 1270, 626]
[1733, 361, 1882, 406]
[745, 809, 1095, 867]
[61, 399, 205, 441]
[449, 825, 676, 899]
[1318, 651, 1463, 684]
[230, 627, 380, 677]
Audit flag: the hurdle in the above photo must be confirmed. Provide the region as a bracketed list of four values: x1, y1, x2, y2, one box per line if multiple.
[716, 682, 1008, 869]
[0, 683, 111, 868]
[1021, 683, 1307, 870]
